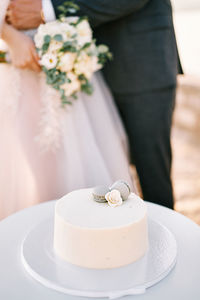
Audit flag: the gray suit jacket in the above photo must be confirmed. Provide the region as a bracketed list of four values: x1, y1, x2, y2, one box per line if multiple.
[52, 0, 182, 95]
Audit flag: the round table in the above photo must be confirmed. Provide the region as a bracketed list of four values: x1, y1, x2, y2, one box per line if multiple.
[0, 201, 200, 300]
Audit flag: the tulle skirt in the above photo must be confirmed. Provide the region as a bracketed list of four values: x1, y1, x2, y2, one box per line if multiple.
[0, 65, 133, 219]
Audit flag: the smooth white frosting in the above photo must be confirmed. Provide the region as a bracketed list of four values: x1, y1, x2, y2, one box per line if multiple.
[55, 189, 146, 228]
[54, 188, 148, 269]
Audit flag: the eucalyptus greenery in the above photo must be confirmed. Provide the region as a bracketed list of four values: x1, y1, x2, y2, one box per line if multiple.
[58, 1, 80, 18]
[0, 51, 6, 63]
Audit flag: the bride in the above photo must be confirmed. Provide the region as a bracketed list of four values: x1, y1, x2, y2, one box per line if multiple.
[0, 0, 133, 219]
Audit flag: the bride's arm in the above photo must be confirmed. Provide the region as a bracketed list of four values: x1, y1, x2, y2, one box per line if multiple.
[1, 22, 41, 72]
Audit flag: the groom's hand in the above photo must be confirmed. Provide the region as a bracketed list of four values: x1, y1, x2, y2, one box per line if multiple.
[7, 0, 43, 30]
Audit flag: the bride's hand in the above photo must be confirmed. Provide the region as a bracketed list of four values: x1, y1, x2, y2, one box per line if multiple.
[1, 23, 41, 72]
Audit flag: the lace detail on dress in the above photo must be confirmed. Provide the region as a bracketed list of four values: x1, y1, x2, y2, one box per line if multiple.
[35, 73, 67, 152]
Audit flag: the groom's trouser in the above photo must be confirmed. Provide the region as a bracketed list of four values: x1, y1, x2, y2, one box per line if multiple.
[114, 86, 176, 209]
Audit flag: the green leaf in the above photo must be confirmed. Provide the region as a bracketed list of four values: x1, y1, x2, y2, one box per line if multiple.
[45, 68, 67, 88]
[81, 81, 93, 95]
[42, 43, 50, 53]
[71, 93, 78, 100]
[57, 5, 65, 12]
[98, 50, 113, 65]
[78, 74, 87, 81]
[63, 1, 80, 11]
[81, 42, 91, 50]
[0, 52, 6, 59]
[0, 51, 6, 63]
[60, 89, 72, 105]
[75, 16, 88, 26]
[71, 33, 78, 39]
[58, 1, 80, 18]
[53, 34, 63, 42]
[44, 35, 51, 43]
[60, 41, 77, 53]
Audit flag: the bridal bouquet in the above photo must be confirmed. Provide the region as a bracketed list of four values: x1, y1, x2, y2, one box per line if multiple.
[35, 2, 112, 106]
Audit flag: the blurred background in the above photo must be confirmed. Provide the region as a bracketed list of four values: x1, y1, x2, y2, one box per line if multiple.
[0, 0, 200, 224]
[166, 0, 200, 224]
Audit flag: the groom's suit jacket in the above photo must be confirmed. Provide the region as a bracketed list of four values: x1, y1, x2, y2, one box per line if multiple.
[52, 0, 182, 95]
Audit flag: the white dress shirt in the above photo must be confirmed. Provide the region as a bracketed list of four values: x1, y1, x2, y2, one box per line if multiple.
[42, 0, 56, 22]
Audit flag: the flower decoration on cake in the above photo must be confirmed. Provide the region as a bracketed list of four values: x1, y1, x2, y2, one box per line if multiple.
[105, 189, 123, 207]
[92, 180, 131, 207]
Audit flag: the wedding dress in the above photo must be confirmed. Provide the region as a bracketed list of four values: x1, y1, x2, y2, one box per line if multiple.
[0, 1, 133, 220]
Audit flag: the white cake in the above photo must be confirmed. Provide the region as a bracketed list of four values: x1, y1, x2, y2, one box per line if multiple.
[54, 188, 148, 269]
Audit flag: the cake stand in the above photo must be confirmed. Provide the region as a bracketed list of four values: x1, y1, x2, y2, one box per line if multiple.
[21, 216, 177, 299]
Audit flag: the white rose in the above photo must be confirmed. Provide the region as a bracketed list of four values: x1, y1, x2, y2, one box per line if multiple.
[35, 22, 60, 48]
[34, 32, 44, 49]
[48, 40, 62, 53]
[44, 21, 62, 36]
[91, 56, 102, 72]
[58, 52, 76, 72]
[36, 21, 76, 43]
[36, 23, 47, 36]
[65, 16, 79, 25]
[98, 45, 109, 53]
[76, 20, 92, 47]
[105, 190, 123, 208]
[40, 53, 57, 69]
[74, 52, 94, 79]
[60, 23, 77, 41]
[61, 72, 80, 97]
[36, 23, 52, 40]
[86, 43, 98, 56]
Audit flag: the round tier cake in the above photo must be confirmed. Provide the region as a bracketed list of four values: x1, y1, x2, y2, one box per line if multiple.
[53, 188, 148, 269]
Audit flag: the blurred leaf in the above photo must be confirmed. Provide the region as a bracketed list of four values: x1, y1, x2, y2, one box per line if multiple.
[53, 34, 63, 42]
[44, 35, 51, 43]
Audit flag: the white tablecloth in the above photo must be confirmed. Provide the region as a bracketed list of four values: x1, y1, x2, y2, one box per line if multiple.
[0, 201, 200, 300]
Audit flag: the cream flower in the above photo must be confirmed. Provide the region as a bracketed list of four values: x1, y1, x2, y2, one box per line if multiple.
[98, 45, 109, 53]
[58, 52, 77, 72]
[34, 32, 44, 49]
[35, 21, 77, 47]
[66, 16, 79, 25]
[105, 190, 123, 208]
[74, 52, 98, 79]
[48, 40, 62, 54]
[60, 22, 77, 40]
[40, 53, 57, 69]
[91, 56, 102, 72]
[61, 72, 80, 97]
[76, 20, 92, 47]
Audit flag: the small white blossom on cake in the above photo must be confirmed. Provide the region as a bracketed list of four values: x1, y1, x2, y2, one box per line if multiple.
[105, 190, 123, 208]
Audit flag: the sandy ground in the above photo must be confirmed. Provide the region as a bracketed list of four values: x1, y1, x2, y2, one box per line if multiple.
[172, 75, 200, 225]
[172, 0, 200, 77]
[171, 1, 200, 224]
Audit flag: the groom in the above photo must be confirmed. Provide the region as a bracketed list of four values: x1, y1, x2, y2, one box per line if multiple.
[8, 0, 182, 209]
